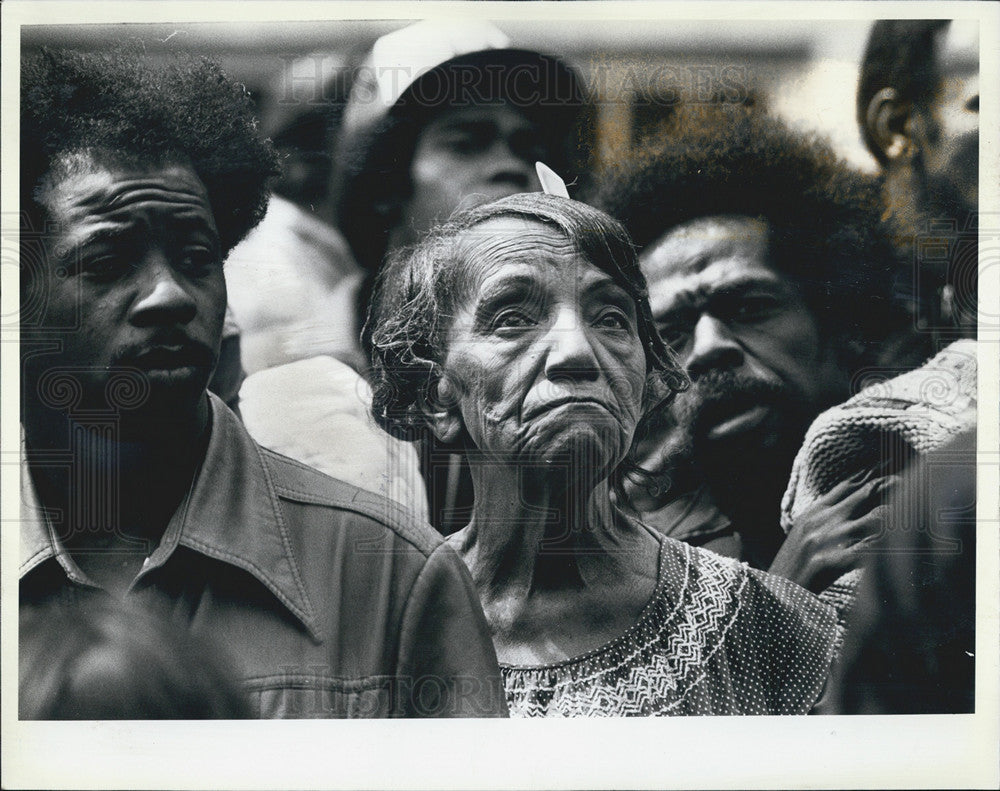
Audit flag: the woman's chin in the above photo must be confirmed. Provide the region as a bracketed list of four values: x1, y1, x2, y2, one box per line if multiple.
[520, 427, 625, 477]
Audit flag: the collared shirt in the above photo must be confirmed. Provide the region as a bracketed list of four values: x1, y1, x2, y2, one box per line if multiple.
[20, 394, 506, 718]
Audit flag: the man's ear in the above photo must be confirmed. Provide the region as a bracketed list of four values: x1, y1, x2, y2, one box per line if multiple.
[866, 87, 917, 164]
[419, 375, 464, 445]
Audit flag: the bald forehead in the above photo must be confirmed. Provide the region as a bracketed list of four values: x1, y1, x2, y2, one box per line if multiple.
[640, 215, 775, 317]
[939, 20, 979, 72]
[641, 216, 769, 280]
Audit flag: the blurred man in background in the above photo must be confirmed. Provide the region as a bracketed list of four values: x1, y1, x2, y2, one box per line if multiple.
[224, 50, 431, 517]
[334, 20, 591, 296]
[230, 22, 591, 528]
[835, 20, 980, 711]
[858, 19, 979, 337]
[595, 107, 913, 590]
[224, 52, 366, 374]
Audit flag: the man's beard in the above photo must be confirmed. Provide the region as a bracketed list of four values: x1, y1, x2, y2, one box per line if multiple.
[637, 368, 813, 504]
[909, 165, 979, 333]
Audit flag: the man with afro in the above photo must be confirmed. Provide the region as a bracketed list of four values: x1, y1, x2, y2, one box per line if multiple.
[594, 105, 920, 592]
[19, 47, 505, 719]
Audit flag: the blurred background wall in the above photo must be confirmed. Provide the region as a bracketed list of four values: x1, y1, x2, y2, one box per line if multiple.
[22, 18, 880, 175]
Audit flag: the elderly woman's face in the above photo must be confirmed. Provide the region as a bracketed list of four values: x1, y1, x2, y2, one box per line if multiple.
[434, 216, 647, 475]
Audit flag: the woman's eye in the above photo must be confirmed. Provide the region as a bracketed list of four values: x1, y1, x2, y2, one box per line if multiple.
[595, 310, 631, 331]
[492, 309, 535, 331]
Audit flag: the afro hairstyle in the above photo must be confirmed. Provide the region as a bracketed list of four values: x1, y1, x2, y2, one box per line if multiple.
[21, 46, 279, 257]
[590, 104, 910, 366]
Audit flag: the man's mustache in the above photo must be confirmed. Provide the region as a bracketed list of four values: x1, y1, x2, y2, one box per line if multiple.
[672, 368, 787, 431]
[111, 332, 216, 368]
[634, 369, 786, 467]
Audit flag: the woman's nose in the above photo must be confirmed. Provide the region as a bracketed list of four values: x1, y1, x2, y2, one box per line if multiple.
[685, 312, 744, 379]
[128, 255, 197, 328]
[543, 307, 600, 382]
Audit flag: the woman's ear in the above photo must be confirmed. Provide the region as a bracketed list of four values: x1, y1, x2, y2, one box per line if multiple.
[866, 87, 917, 164]
[419, 374, 464, 445]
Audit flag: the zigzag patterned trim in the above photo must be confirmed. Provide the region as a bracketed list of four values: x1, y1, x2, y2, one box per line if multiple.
[503, 539, 750, 717]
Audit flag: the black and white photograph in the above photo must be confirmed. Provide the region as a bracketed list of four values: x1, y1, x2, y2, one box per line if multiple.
[2, 1, 997, 788]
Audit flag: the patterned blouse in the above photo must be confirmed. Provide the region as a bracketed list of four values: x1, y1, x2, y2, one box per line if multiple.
[502, 531, 838, 716]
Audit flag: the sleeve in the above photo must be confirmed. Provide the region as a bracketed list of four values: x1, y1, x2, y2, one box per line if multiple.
[394, 542, 508, 718]
[738, 568, 840, 714]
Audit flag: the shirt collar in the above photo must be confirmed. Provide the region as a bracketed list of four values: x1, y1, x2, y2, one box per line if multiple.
[19, 430, 86, 582]
[19, 395, 321, 642]
[176, 394, 320, 640]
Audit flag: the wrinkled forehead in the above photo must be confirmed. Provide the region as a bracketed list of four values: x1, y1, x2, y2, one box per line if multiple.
[450, 215, 580, 293]
[640, 215, 773, 313]
[36, 150, 214, 228]
[641, 215, 770, 281]
[41, 149, 200, 191]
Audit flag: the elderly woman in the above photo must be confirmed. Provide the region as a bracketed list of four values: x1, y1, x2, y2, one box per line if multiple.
[367, 193, 838, 716]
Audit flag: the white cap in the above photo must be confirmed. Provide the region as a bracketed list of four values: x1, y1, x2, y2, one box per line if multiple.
[341, 20, 513, 137]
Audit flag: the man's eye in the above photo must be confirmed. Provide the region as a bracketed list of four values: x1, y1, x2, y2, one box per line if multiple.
[82, 255, 129, 280]
[731, 296, 781, 322]
[178, 247, 218, 274]
[655, 311, 693, 349]
[657, 323, 691, 350]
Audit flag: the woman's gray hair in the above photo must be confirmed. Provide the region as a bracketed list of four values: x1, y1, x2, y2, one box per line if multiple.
[365, 193, 688, 482]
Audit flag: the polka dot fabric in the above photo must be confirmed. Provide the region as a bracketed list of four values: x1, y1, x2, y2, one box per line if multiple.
[502, 533, 838, 716]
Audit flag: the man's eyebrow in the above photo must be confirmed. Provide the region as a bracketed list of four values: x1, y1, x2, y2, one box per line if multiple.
[706, 273, 788, 298]
[655, 273, 788, 317]
[73, 226, 125, 247]
[654, 288, 700, 320]
[167, 215, 218, 237]
[69, 215, 217, 254]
